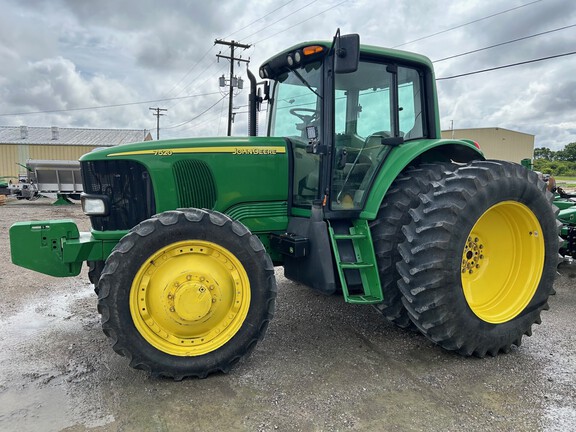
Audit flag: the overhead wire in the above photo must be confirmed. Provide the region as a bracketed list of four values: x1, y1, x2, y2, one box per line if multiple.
[433, 23, 576, 63]
[161, 0, 297, 102]
[165, 60, 225, 111]
[162, 94, 228, 129]
[436, 50, 576, 80]
[221, 0, 297, 40]
[0, 91, 222, 117]
[252, 0, 349, 45]
[160, 44, 217, 99]
[393, 0, 544, 48]
[239, 0, 321, 43]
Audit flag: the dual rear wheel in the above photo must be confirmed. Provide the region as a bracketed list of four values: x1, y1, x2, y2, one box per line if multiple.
[374, 160, 558, 356]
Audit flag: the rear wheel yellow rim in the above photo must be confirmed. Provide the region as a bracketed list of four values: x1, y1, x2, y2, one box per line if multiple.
[461, 201, 544, 324]
[129, 240, 250, 356]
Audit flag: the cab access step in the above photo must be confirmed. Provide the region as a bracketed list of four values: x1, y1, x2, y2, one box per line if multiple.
[270, 218, 383, 304]
[328, 219, 383, 304]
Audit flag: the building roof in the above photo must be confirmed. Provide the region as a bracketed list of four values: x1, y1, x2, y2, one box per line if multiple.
[441, 126, 535, 138]
[0, 126, 152, 146]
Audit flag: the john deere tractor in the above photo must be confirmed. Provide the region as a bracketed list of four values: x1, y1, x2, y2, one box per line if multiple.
[10, 33, 559, 379]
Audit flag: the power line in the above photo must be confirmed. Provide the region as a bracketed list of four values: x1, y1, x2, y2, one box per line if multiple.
[162, 0, 298, 99]
[222, 0, 297, 40]
[434, 23, 576, 63]
[436, 50, 576, 80]
[239, 0, 320, 43]
[160, 45, 217, 99]
[165, 60, 226, 111]
[394, 0, 544, 48]
[0, 91, 221, 117]
[252, 0, 349, 45]
[162, 94, 228, 130]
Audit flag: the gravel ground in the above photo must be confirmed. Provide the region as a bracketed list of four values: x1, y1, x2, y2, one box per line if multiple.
[0, 197, 575, 432]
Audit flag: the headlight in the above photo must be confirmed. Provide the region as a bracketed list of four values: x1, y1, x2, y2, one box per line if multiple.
[81, 194, 109, 216]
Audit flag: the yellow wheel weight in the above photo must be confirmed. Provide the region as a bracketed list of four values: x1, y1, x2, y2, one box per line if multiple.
[461, 201, 545, 324]
[129, 240, 251, 356]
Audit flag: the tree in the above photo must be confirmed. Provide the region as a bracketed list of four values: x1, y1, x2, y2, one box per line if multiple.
[534, 147, 555, 160]
[555, 142, 576, 162]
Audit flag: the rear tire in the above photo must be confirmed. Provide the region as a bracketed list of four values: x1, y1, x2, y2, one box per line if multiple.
[370, 163, 454, 328]
[397, 160, 559, 357]
[98, 209, 277, 379]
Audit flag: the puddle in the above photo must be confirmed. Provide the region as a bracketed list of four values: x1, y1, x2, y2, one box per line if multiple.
[0, 385, 70, 432]
[0, 284, 115, 431]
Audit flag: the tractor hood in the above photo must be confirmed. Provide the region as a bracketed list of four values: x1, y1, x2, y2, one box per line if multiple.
[80, 136, 287, 161]
[79, 136, 290, 234]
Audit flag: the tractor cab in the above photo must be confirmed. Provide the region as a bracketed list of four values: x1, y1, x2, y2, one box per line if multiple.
[260, 34, 431, 216]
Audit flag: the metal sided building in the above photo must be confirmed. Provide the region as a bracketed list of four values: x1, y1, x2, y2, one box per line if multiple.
[441, 127, 534, 163]
[0, 126, 153, 178]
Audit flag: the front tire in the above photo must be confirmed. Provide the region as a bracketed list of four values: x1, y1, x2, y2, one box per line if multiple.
[397, 160, 559, 357]
[98, 209, 277, 379]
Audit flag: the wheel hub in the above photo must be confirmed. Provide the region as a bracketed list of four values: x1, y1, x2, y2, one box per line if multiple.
[461, 235, 485, 275]
[171, 280, 213, 322]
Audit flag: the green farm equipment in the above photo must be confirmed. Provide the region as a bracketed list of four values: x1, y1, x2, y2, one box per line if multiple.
[10, 33, 560, 379]
[520, 159, 576, 261]
[554, 187, 576, 260]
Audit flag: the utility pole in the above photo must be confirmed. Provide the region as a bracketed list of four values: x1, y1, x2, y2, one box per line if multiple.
[149, 107, 167, 140]
[215, 39, 251, 136]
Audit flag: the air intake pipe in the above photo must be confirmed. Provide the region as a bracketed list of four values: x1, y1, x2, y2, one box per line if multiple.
[247, 68, 258, 137]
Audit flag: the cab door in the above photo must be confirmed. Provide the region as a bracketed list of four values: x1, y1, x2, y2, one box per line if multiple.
[268, 60, 324, 212]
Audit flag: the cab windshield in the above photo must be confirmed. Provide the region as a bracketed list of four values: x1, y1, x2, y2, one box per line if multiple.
[269, 61, 322, 142]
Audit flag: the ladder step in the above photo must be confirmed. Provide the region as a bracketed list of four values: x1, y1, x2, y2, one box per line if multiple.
[333, 233, 367, 240]
[340, 262, 374, 269]
[346, 294, 383, 304]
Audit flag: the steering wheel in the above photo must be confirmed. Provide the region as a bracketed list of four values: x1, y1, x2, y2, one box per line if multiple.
[289, 108, 318, 123]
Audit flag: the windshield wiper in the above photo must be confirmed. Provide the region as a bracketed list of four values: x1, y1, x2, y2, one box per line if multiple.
[292, 69, 323, 100]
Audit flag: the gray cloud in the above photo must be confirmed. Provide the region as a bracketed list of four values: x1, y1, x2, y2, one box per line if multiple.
[0, 0, 575, 148]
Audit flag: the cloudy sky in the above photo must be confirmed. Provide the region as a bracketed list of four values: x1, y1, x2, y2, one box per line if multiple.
[0, 0, 574, 150]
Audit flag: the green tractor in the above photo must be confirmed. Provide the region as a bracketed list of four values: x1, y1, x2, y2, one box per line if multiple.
[10, 33, 559, 379]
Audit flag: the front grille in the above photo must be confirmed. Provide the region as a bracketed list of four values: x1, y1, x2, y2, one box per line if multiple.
[173, 159, 217, 209]
[82, 160, 156, 231]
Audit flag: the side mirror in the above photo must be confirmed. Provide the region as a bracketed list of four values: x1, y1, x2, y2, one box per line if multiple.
[335, 34, 360, 74]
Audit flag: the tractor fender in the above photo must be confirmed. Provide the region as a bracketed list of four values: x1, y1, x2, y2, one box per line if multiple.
[360, 139, 484, 219]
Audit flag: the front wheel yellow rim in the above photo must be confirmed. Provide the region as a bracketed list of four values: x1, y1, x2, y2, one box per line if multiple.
[129, 240, 251, 356]
[461, 201, 545, 324]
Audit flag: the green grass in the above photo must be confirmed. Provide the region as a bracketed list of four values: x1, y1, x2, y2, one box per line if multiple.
[555, 176, 576, 188]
